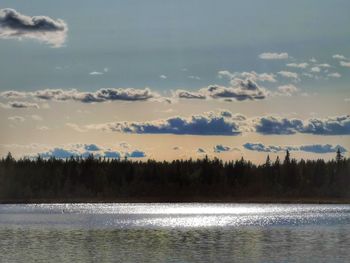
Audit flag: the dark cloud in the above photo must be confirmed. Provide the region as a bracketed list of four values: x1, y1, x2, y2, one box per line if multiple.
[84, 144, 100, 151]
[126, 150, 146, 158]
[39, 148, 79, 159]
[255, 115, 350, 135]
[174, 77, 268, 102]
[1, 88, 159, 103]
[0, 101, 39, 109]
[299, 144, 347, 154]
[255, 117, 304, 135]
[213, 144, 232, 153]
[243, 143, 347, 154]
[84, 111, 242, 136]
[174, 90, 206, 100]
[197, 148, 206, 153]
[0, 8, 68, 47]
[36, 144, 144, 159]
[243, 143, 295, 153]
[104, 151, 121, 159]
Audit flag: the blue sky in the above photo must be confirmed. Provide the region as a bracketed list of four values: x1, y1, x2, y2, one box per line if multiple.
[1, 0, 350, 92]
[0, 1, 349, 162]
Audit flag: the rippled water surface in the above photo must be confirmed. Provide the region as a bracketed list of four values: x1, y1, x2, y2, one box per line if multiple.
[1, 203, 349, 262]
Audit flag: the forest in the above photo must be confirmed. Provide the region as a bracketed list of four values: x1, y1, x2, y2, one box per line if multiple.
[0, 150, 349, 203]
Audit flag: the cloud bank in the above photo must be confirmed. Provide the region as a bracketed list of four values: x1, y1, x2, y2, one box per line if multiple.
[1, 88, 159, 103]
[255, 115, 350, 135]
[0, 8, 68, 47]
[243, 143, 347, 154]
[36, 144, 146, 159]
[73, 111, 244, 136]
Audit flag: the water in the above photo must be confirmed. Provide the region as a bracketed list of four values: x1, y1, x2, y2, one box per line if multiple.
[0, 203, 349, 262]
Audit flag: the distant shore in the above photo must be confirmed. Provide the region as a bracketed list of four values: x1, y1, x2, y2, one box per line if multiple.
[1, 197, 350, 204]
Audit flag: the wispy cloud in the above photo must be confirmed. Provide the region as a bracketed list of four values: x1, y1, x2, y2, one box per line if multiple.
[332, 54, 347, 60]
[286, 63, 308, 69]
[0, 101, 39, 109]
[340, 61, 350, 67]
[259, 52, 289, 60]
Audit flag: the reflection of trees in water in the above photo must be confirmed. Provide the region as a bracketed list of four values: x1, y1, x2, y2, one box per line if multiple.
[1, 226, 350, 262]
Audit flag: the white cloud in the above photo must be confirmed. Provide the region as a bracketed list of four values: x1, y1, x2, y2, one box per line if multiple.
[333, 54, 347, 60]
[188, 75, 201, 80]
[277, 85, 299, 96]
[340, 61, 350, 67]
[160, 75, 167, 79]
[277, 71, 299, 80]
[89, 71, 104, 75]
[8, 116, 25, 122]
[328, 72, 341, 78]
[259, 52, 289, 60]
[286, 63, 309, 69]
[311, 66, 321, 73]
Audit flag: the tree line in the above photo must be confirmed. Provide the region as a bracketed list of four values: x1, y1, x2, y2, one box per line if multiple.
[0, 150, 349, 202]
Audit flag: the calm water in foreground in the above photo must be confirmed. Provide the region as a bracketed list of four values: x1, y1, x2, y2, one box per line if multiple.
[0, 203, 349, 262]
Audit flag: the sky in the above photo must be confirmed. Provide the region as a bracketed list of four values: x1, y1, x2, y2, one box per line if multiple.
[0, 0, 349, 163]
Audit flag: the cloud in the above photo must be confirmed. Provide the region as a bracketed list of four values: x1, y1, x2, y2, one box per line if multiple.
[74, 111, 244, 136]
[37, 126, 49, 131]
[104, 151, 121, 158]
[243, 143, 292, 153]
[0, 90, 26, 99]
[259, 52, 289, 60]
[286, 63, 309, 69]
[317, 63, 331, 68]
[277, 85, 299, 96]
[159, 75, 167, 79]
[126, 150, 146, 158]
[204, 80, 267, 101]
[31, 114, 42, 121]
[84, 144, 100, 151]
[311, 66, 321, 73]
[340, 61, 350, 67]
[218, 70, 277, 83]
[1, 88, 159, 103]
[174, 90, 206, 100]
[188, 75, 200, 80]
[255, 115, 350, 135]
[174, 79, 268, 102]
[89, 71, 104, 75]
[333, 54, 347, 60]
[0, 8, 68, 47]
[328, 72, 341, 78]
[213, 144, 234, 153]
[35, 143, 145, 159]
[299, 144, 347, 154]
[0, 101, 39, 109]
[8, 116, 25, 122]
[244, 143, 346, 154]
[197, 148, 206, 154]
[39, 148, 81, 159]
[277, 71, 299, 80]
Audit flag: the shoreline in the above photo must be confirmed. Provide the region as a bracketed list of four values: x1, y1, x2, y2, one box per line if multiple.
[1, 197, 349, 205]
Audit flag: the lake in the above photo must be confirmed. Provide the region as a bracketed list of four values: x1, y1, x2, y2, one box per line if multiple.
[0, 203, 349, 262]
